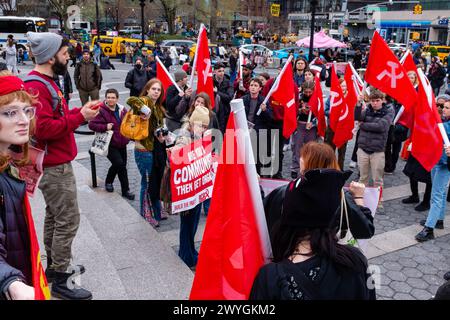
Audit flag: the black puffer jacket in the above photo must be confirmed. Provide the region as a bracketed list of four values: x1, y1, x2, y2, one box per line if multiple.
[213, 75, 234, 133]
[0, 169, 31, 299]
[263, 185, 375, 244]
[125, 66, 152, 97]
[355, 103, 395, 153]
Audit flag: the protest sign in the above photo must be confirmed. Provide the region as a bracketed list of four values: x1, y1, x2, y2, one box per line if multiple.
[170, 136, 214, 214]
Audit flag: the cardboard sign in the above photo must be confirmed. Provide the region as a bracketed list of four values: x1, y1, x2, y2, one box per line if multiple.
[170, 135, 214, 214]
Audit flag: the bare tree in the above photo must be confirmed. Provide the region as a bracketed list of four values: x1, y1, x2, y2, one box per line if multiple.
[209, 0, 218, 42]
[47, 0, 79, 32]
[0, 0, 16, 15]
[158, 0, 177, 34]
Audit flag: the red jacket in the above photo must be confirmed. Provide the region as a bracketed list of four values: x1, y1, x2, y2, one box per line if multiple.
[25, 71, 85, 168]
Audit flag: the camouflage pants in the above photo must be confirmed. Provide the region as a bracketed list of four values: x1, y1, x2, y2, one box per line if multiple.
[39, 163, 80, 272]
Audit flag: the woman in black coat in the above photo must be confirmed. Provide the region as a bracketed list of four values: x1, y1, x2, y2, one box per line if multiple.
[251, 163, 375, 300]
[263, 142, 375, 244]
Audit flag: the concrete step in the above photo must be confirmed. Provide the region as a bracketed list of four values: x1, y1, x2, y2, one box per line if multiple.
[30, 161, 194, 300]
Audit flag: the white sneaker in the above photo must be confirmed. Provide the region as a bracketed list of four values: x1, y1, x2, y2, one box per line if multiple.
[283, 144, 290, 152]
[349, 161, 357, 169]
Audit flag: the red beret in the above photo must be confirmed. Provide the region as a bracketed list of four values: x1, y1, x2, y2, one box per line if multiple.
[0, 76, 25, 96]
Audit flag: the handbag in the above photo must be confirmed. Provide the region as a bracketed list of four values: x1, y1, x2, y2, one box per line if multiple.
[90, 130, 113, 156]
[337, 189, 359, 248]
[120, 110, 149, 140]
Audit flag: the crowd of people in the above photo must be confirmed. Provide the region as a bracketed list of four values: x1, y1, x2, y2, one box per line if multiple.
[1, 29, 450, 301]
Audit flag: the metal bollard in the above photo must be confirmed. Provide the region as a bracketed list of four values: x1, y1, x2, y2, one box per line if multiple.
[75, 129, 97, 188]
[89, 150, 97, 188]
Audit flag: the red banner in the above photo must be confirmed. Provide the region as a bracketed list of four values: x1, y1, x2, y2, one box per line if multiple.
[169, 134, 215, 214]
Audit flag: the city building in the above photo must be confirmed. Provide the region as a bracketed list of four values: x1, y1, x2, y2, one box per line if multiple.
[277, 0, 449, 45]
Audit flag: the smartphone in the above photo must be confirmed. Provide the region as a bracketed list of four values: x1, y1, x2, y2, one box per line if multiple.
[90, 102, 102, 110]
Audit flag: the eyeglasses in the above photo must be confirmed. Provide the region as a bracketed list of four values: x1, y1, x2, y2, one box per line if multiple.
[437, 104, 444, 108]
[0, 106, 36, 121]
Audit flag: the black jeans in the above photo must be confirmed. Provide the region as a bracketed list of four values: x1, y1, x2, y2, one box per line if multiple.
[384, 127, 403, 172]
[106, 146, 129, 193]
[410, 179, 432, 205]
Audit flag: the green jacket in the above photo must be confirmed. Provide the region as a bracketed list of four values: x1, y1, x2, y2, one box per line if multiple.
[127, 96, 165, 151]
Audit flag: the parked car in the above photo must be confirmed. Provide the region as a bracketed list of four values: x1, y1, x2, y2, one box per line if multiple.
[160, 39, 195, 51]
[272, 47, 308, 61]
[388, 42, 407, 52]
[119, 26, 142, 35]
[239, 44, 273, 56]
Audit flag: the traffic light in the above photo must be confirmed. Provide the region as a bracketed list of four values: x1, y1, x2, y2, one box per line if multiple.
[413, 4, 422, 14]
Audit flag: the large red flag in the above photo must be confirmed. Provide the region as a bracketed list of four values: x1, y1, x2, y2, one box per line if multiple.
[24, 195, 51, 300]
[328, 65, 346, 133]
[156, 57, 174, 101]
[344, 63, 358, 110]
[365, 31, 417, 129]
[271, 63, 297, 138]
[396, 50, 418, 128]
[401, 51, 418, 75]
[190, 113, 265, 300]
[309, 75, 326, 138]
[411, 71, 443, 171]
[195, 27, 215, 108]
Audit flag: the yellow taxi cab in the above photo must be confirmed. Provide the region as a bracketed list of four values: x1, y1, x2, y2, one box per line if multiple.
[237, 29, 252, 39]
[189, 43, 218, 60]
[91, 36, 155, 57]
[422, 45, 450, 63]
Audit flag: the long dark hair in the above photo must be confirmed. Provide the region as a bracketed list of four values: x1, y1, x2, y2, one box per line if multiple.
[270, 222, 366, 272]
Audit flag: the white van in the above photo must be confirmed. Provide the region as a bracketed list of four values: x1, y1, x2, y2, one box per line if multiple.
[119, 26, 142, 35]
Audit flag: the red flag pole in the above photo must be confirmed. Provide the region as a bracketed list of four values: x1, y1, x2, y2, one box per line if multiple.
[230, 99, 273, 262]
[256, 55, 294, 116]
[188, 23, 205, 89]
[155, 56, 183, 93]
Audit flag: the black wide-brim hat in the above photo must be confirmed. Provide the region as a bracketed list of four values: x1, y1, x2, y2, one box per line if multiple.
[281, 169, 353, 228]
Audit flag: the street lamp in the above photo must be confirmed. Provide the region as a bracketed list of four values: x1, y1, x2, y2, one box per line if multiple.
[96, 0, 100, 35]
[309, 0, 318, 62]
[132, 0, 154, 46]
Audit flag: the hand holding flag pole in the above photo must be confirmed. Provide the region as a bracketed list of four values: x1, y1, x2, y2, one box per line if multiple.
[256, 55, 294, 116]
[155, 56, 183, 94]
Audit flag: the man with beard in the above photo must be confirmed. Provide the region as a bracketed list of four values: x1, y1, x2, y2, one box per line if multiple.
[74, 49, 102, 106]
[24, 32, 99, 300]
[233, 62, 255, 98]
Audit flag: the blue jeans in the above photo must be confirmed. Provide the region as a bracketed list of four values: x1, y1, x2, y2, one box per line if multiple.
[178, 204, 202, 267]
[230, 70, 237, 85]
[202, 199, 211, 216]
[425, 164, 450, 228]
[134, 150, 153, 216]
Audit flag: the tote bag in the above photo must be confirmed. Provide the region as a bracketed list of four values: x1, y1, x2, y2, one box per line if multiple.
[90, 130, 113, 156]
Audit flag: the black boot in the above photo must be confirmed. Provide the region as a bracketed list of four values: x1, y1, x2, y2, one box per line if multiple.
[402, 195, 420, 204]
[415, 227, 435, 242]
[414, 202, 430, 212]
[51, 271, 92, 300]
[122, 190, 135, 200]
[44, 252, 53, 282]
[444, 271, 450, 281]
[46, 264, 86, 283]
[420, 219, 444, 229]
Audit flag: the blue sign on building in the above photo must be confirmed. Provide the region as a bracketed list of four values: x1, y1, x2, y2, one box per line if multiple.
[438, 18, 449, 25]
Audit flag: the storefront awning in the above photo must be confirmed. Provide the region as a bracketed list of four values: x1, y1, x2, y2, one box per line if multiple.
[378, 20, 431, 28]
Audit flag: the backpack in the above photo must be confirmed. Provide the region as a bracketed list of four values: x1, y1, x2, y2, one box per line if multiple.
[23, 75, 63, 115]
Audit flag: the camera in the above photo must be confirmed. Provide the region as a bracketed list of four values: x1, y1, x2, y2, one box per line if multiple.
[155, 127, 169, 137]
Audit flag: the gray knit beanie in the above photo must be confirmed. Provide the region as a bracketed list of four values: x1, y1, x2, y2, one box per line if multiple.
[437, 94, 450, 102]
[174, 70, 187, 83]
[26, 32, 63, 65]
